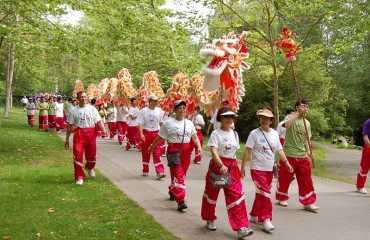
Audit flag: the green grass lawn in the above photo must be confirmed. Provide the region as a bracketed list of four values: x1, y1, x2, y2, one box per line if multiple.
[0, 107, 178, 240]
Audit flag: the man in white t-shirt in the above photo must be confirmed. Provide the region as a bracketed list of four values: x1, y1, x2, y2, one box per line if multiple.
[55, 97, 65, 133]
[106, 101, 117, 139]
[189, 106, 205, 163]
[21, 96, 28, 111]
[65, 91, 106, 185]
[126, 98, 141, 151]
[137, 94, 166, 179]
[25, 98, 36, 127]
[116, 103, 128, 145]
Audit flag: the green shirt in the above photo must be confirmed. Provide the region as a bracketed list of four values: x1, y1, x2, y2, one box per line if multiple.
[64, 102, 71, 115]
[48, 102, 56, 115]
[38, 102, 49, 116]
[99, 109, 107, 123]
[283, 115, 311, 158]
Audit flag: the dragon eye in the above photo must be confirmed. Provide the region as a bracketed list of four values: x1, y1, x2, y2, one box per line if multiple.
[228, 55, 234, 62]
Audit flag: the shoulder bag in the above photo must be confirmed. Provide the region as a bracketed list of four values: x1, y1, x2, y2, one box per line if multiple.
[166, 120, 186, 167]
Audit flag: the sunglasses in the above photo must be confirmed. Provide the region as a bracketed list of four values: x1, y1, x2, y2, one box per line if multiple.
[223, 115, 236, 119]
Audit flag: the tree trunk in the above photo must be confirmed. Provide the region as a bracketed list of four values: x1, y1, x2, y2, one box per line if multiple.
[4, 42, 15, 117]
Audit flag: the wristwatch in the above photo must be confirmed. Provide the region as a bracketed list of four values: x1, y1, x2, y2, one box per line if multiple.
[218, 162, 224, 168]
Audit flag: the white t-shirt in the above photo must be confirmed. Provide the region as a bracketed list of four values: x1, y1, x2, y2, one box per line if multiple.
[246, 128, 282, 171]
[26, 103, 35, 115]
[137, 107, 163, 131]
[116, 106, 128, 122]
[189, 114, 205, 130]
[67, 105, 101, 128]
[106, 107, 117, 122]
[159, 118, 196, 143]
[55, 102, 64, 117]
[128, 107, 140, 127]
[207, 128, 240, 158]
[21, 98, 28, 104]
[276, 121, 286, 139]
[210, 109, 220, 130]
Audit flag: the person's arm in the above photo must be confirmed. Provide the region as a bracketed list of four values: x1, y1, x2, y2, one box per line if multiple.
[210, 146, 228, 174]
[364, 135, 370, 147]
[65, 123, 73, 148]
[139, 124, 145, 142]
[276, 149, 293, 172]
[284, 112, 300, 129]
[241, 147, 251, 178]
[148, 135, 164, 153]
[191, 133, 202, 156]
[207, 123, 213, 136]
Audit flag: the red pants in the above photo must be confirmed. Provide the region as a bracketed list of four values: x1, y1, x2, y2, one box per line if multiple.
[168, 143, 191, 203]
[356, 144, 370, 188]
[141, 130, 165, 174]
[190, 129, 203, 163]
[117, 121, 128, 142]
[108, 122, 117, 139]
[276, 157, 316, 205]
[201, 157, 249, 231]
[48, 115, 56, 129]
[126, 126, 141, 150]
[27, 115, 34, 126]
[279, 137, 285, 147]
[38, 115, 49, 130]
[250, 169, 273, 222]
[73, 128, 97, 180]
[56, 117, 66, 132]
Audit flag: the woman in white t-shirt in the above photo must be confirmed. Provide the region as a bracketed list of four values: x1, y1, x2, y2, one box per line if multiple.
[201, 106, 253, 239]
[106, 101, 117, 139]
[189, 106, 205, 163]
[241, 107, 292, 232]
[149, 100, 201, 212]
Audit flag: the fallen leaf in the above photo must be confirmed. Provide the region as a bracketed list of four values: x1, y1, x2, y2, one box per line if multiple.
[119, 233, 125, 238]
[113, 231, 118, 234]
[3, 236, 11, 239]
[36, 233, 43, 238]
[48, 208, 54, 213]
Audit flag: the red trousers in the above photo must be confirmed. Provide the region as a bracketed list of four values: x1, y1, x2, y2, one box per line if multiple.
[250, 169, 273, 222]
[126, 126, 141, 150]
[48, 115, 56, 129]
[117, 121, 128, 142]
[279, 137, 285, 147]
[356, 144, 370, 188]
[201, 157, 249, 231]
[190, 129, 203, 163]
[108, 122, 117, 139]
[276, 157, 316, 205]
[141, 130, 165, 174]
[38, 115, 49, 130]
[56, 117, 66, 132]
[73, 128, 97, 180]
[168, 143, 191, 203]
[27, 115, 34, 126]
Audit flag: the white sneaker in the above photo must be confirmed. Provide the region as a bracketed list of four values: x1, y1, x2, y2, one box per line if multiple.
[156, 173, 166, 180]
[304, 204, 319, 212]
[205, 220, 216, 231]
[262, 219, 274, 232]
[357, 188, 368, 194]
[277, 200, 288, 207]
[237, 227, 253, 239]
[249, 216, 262, 225]
[87, 169, 95, 178]
[76, 179, 83, 185]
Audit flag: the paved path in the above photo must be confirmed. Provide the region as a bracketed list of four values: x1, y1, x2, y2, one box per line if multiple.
[61, 134, 370, 240]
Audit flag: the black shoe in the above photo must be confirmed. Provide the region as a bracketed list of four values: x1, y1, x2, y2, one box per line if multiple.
[169, 191, 175, 201]
[31, 125, 33, 127]
[119, 141, 122, 145]
[178, 202, 187, 212]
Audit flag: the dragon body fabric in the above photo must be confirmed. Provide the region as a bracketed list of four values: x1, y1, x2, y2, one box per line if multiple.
[200, 31, 250, 112]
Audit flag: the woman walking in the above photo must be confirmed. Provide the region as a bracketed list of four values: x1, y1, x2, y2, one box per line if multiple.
[149, 100, 202, 212]
[201, 106, 253, 239]
[241, 107, 293, 232]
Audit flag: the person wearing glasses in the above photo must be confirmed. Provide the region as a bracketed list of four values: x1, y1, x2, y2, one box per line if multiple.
[241, 107, 292, 232]
[201, 106, 253, 239]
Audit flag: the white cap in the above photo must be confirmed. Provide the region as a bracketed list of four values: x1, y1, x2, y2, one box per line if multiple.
[174, 100, 186, 109]
[148, 94, 158, 101]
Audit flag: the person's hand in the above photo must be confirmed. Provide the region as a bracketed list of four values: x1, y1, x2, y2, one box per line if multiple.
[219, 164, 228, 175]
[206, 129, 210, 137]
[240, 166, 246, 178]
[195, 147, 202, 157]
[140, 134, 145, 142]
[148, 144, 154, 153]
[65, 140, 69, 148]
[284, 161, 293, 173]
